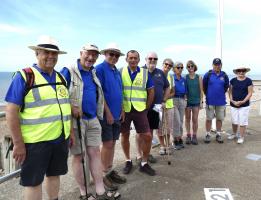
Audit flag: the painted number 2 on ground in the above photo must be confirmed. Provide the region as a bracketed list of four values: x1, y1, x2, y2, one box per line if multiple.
[204, 188, 234, 200]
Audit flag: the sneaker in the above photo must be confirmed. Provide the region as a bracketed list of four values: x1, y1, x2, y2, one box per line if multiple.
[139, 163, 155, 176]
[237, 137, 244, 144]
[236, 133, 240, 138]
[103, 176, 118, 191]
[227, 133, 236, 140]
[174, 140, 182, 150]
[204, 134, 211, 143]
[179, 139, 185, 148]
[123, 161, 132, 174]
[106, 170, 126, 184]
[185, 136, 191, 145]
[148, 154, 157, 163]
[191, 135, 198, 145]
[159, 147, 166, 155]
[216, 134, 224, 143]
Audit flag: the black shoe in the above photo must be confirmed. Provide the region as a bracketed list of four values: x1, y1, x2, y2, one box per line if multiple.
[216, 134, 224, 143]
[106, 170, 126, 184]
[179, 139, 185, 148]
[139, 163, 155, 176]
[185, 136, 191, 145]
[174, 140, 182, 150]
[123, 161, 132, 174]
[103, 176, 118, 191]
[191, 135, 198, 145]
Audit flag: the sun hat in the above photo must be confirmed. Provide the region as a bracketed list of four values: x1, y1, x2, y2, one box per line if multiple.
[82, 44, 100, 54]
[100, 43, 124, 56]
[233, 67, 250, 74]
[213, 58, 222, 65]
[28, 35, 66, 54]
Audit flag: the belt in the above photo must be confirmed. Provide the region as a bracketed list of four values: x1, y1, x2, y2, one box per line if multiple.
[174, 95, 185, 98]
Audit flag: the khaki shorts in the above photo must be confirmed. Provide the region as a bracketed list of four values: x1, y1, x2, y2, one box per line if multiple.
[70, 117, 101, 155]
[206, 105, 226, 121]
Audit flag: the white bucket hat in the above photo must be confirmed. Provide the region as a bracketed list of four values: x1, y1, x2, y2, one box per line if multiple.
[82, 43, 100, 54]
[100, 43, 124, 56]
[233, 67, 250, 74]
[28, 35, 67, 54]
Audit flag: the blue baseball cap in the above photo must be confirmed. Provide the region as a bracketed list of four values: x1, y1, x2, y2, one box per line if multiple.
[213, 58, 222, 65]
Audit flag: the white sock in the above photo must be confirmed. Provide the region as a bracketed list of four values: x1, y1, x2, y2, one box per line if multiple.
[126, 159, 132, 162]
[141, 161, 147, 166]
[217, 131, 222, 136]
[206, 132, 210, 136]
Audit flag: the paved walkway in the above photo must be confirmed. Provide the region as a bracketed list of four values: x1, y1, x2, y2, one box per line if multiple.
[0, 109, 261, 200]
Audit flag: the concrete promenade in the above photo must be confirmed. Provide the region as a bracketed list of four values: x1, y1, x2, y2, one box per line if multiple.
[0, 104, 261, 200]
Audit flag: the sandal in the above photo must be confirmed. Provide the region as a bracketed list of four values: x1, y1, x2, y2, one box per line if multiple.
[96, 191, 121, 200]
[79, 193, 96, 200]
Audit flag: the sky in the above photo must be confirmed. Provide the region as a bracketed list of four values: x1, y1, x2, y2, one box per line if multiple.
[1, 0, 261, 75]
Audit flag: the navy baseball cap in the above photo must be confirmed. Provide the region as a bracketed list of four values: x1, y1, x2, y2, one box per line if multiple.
[213, 58, 222, 65]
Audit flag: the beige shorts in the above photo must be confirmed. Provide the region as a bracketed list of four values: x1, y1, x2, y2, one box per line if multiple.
[206, 105, 226, 121]
[70, 117, 101, 155]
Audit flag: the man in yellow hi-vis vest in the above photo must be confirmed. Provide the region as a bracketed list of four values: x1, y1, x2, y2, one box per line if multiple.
[5, 36, 73, 200]
[120, 50, 155, 176]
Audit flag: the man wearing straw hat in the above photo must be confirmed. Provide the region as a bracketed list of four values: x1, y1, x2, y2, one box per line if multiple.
[228, 66, 253, 144]
[96, 43, 127, 189]
[5, 35, 72, 200]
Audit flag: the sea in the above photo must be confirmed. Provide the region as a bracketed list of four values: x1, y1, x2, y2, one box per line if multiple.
[0, 71, 261, 106]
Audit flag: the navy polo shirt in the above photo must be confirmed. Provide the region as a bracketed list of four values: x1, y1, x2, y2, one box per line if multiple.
[5, 64, 57, 106]
[60, 59, 97, 120]
[174, 74, 186, 97]
[149, 68, 169, 104]
[203, 70, 229, 106]
[95, 61, 123, 120]
[127, 66, 154, 88]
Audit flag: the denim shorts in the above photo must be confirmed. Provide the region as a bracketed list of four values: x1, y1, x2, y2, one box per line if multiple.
[100, 118, 121, 142]
[187, 103, 200, 108]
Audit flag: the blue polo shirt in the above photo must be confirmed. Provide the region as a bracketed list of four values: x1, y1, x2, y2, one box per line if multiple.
[203, 70, 229, 106]
[127, 66, 154, 88]
[5, 64, 57, 106]
[60, 59, 97, 120]
[149, 68, 169, 104]
[174, 74, 186, 97]
[95, 61, 123, 120]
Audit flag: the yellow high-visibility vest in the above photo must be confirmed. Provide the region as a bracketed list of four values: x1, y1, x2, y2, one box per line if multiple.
[19, 67, 71, 143]
[121, 67, 148, 112]
[166, 74, 174, 108]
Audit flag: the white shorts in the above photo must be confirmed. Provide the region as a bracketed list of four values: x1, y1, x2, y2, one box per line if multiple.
[231, 106, 250, 126]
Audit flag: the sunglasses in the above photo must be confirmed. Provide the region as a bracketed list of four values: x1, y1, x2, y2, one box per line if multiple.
[108, 52, 120, 58]
[164, 63, 173, 68]
[236, 69, 246, 73]
[148, 57, 158, 61]
[176, 66, 184, 70]
[187, 65, 194, 69]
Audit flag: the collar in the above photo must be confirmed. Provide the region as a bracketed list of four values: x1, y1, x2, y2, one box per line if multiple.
[103, 60, 117, 71]
[128, 66, 140, 73]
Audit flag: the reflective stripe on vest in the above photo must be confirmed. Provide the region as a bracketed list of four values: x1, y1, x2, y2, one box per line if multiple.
[121, 67, 148, 112]
[166, 74, 174, 109]
[19, 67, 71, 143]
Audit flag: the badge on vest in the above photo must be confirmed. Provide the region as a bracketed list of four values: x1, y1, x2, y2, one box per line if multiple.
[57, 86, 67, 97]
[134, 78, 142, 86]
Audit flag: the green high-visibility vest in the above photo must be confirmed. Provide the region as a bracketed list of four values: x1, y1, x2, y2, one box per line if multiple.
[19, 67, 71, 143]
[121, 67, 148, 112]
[166, 74, 174, 109]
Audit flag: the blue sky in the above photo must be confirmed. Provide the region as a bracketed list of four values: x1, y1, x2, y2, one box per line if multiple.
[1, 0, 261, 75]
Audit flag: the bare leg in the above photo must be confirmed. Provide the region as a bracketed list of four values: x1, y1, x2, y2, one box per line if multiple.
[158, 135, 165, 147]
[45, 176, 60, 200]
[136, 134, 142, 159]
[140, 132, 152, 161]
[101, 140, 115, 172]
[192, 107, 199, 134]
[121, 132, 131, 160]
[205, 120, 212, 132]
[232, 124, 238, 134]
[239, 125, 246, 137]
[185, 108, 191, 135]
[24, 185, 42, 200]
[216, 120, 222, 132]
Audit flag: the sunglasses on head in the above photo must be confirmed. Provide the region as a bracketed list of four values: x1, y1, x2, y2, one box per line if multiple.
[108, 52, 120, 58]
[236, 69, 246, 73]
[148, 57, 158, 61]
[164, 63, 173, 68]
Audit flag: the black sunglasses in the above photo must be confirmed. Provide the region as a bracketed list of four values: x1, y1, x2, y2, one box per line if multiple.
[187, 65, 194, 69]
[109, 52, 120, 58]
[164, 63, 173, 67]
[148, 57, 158, 61]
[236, 69, 246, 73]
[176, 66, 183, 70]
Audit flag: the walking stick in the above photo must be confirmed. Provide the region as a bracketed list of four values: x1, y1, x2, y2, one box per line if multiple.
[162, 108, 171, 165]
[76, 117, 88, 196]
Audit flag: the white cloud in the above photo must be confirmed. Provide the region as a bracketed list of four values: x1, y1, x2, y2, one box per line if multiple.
[0, 23, 31, 34]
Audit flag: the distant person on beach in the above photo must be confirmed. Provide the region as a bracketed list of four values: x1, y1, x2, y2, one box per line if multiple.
[142, 52, 170, 161]
[228, 67, 253, 144]
[203, 58, 229, 144]
[60, 44, 120, 199]
[95, 43, 127, 189]
[173, 62, 186, 150]
[5, 35, 73, 200]
[184, 60, 203, 145]
[120, 50, 155, 176]
[157, 58, 174, 155]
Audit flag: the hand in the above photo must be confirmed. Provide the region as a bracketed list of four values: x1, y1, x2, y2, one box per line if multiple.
[120, 110, 125, 123]
[72, 106, 82, 118]
[13, 142, 26, 164]
[106, 110, 114, 125]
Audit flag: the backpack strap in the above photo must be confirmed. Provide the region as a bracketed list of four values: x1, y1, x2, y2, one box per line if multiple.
[56, 71, 67, 87]
[203, 70, 212, 94]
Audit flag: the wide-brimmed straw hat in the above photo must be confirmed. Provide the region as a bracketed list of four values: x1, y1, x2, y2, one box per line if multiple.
[100, 43, 124, 56]
[233, 67, 250, 74]
[28, 35, 67, 54]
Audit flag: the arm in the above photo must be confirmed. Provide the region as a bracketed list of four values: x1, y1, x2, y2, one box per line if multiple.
[238, 85, 253, 106]
[169, 87, 175, 98]
[199, 76, 204, 108]
[104, 100, 114, 125]
[146, 87, 155, 109]
[162, 86, 170, 108]
[6, 103, 26, 164]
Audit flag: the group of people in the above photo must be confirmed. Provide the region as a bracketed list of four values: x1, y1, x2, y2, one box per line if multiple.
[5, 35, 253, 200]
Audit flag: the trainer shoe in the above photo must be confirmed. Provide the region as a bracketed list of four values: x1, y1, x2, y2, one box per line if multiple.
[159, 147, 166, 155]
[227, 133, 236, 140]
[139, 163, 155, 176]
[216, 134, 224, 143]
[103, 176, 118, 191]
[191, 135, 198, 145]
[148, 154, 157, 163]
[204, 134, 211, 143]
[179, 139, 185, 148]
[122, 160, 132, 174]
[174, 140, 182, 150]
[185, 136, 191, 145]
[106, 170, 126, 184]
[237, 137, 244, 144]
